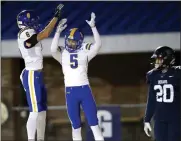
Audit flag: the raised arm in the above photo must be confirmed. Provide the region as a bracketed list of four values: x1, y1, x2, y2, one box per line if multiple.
[86, 12, 102, 61]
[24, 4, 64, 48]
[51, 19, 67, 63]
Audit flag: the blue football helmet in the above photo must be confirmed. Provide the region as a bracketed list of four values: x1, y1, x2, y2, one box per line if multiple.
[65, 28, 84, 52]
[17, 10, 43, 33]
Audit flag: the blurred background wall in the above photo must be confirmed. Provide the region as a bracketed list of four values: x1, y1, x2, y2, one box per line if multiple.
[1, 1, 180, 141]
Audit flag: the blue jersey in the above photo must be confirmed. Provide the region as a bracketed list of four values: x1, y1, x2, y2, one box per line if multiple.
[144, 66, 180, 122]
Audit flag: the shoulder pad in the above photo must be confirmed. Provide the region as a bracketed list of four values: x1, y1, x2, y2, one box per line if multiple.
[146, 68, 157, 84]
[146, 68, 156, 76]
[18, 27, 29, 37]
[172, 66, 181, 70]
[172, 66, 181, 74]
[18, 27, 36, 39]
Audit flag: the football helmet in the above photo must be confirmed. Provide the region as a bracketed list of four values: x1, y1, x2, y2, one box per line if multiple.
[151, 46, 175, 69]
[65, 28, 84, 52]
[17, 10, 43, 33]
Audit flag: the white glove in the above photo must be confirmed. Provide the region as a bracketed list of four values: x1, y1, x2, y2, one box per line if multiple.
[144, 122, 152, 137]
[56, 18, 67, 33]
[86, 12, 96, 28]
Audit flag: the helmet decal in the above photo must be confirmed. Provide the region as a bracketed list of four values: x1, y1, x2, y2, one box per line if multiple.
[68, 28, 78, 39]
[65, 28, 84, 52]
[27, 13, 30, 19]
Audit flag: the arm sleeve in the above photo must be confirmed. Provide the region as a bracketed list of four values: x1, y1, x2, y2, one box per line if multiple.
[144, 74, 156, 122]
[50, 32, 62, 63]
[87, 27, 101, 61]
[22, 29, 38, 49]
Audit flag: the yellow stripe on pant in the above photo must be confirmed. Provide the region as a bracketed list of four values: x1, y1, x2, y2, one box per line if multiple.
[28, 71, 38, 112]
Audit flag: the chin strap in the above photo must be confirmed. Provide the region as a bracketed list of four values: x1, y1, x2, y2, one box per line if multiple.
[17, 21, 26, 29]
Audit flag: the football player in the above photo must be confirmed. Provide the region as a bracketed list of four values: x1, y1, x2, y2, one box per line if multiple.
[50, 13, 104, 141]
[144, 46, 180, 141]
[18, 4, 64, 141]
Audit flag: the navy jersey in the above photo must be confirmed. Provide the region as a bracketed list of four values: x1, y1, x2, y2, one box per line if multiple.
[144, 66, 180, 122]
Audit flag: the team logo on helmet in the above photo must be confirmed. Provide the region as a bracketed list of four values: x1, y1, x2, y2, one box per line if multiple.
[27, 13, 30, 19]
[68, 28, 78, 39]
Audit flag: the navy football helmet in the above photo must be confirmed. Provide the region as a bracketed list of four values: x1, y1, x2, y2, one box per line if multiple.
[17, 10, 43, 33]
[65, 28, 84, 52]
[151, 46, 175, 69]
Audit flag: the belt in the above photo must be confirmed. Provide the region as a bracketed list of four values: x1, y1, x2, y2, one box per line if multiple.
[26, 69, 42, 72]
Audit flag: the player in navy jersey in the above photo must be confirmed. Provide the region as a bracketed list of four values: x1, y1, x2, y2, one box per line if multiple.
[144, 46, 180, 141]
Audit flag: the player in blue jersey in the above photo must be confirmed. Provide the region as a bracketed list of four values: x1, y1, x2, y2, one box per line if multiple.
[144, 46, 180, 141]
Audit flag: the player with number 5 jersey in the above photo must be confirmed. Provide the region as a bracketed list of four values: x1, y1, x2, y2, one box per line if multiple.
[144, 46, 180, 141]
[51, 13, 104, 141]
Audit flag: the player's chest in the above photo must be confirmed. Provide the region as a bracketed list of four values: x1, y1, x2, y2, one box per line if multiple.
[61, 51, 88, 65]
[152, 72, 179, 104]
[152, 72, 178, 86]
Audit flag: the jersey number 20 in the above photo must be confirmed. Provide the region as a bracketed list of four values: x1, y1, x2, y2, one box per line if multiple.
[154, 84, 174, 103]
[70, 54, 78, 69]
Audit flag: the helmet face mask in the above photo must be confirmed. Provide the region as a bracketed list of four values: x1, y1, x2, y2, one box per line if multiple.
[151, 46, 175, 69]
[66, 39, 79, 49]
[151, 55, 164, 69]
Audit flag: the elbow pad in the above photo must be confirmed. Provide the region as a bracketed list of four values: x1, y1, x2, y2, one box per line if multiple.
[24, 34, 38, 49]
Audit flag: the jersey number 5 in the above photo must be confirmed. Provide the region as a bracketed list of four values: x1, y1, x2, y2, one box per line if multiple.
[154, 84, 174, 103]
[70, 54, 78, 69]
